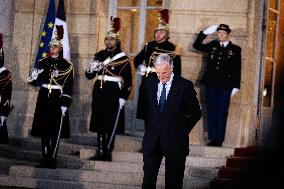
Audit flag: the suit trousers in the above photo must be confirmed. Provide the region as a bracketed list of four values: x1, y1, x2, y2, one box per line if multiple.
[142, 140, 186, 189]
[205, 85, 232, 143]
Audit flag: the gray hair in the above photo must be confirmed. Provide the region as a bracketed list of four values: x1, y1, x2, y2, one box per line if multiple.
[153, 54, 173, 68]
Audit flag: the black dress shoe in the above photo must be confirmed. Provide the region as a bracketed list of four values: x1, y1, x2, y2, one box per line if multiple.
[35, 162, 48, 168]
[89, 153, 105, 161]
[47, 159, 57, 169]
[207, 141, 222, 147]
[104, 153, 112, 162]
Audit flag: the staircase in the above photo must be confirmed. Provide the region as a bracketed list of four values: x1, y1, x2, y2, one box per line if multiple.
[0, 133, 235, 189]
[210, 146, 284, 189]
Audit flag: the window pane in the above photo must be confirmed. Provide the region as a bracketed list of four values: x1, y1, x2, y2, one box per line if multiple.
[118, 0, 140, 7]
[117, 9, 139, 54]
[263, 59, 274, 107]
[269, 0, 278, 10]
[265, 11, 277, 59]
[147, 0, 163, 6]
[144, 9, 160, 43]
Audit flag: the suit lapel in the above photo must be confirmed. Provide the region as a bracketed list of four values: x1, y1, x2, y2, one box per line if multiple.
[150, 77, 159, 112]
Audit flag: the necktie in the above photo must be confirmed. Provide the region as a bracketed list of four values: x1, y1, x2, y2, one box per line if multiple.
[159, 84, 166, 112]
[221, 44, 224, 48]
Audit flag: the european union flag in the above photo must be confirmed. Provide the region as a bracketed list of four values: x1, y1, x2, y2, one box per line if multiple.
[34, 0, 55, 68]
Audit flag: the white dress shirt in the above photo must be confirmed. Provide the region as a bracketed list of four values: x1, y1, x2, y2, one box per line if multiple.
[157, 73, 174, 104]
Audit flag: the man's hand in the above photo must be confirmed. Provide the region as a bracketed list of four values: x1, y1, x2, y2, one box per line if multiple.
[231, 88, 239, 98]
[61, 106, 67, 116]
[119, 98, 126, 109]
[203, 25, 218, 35]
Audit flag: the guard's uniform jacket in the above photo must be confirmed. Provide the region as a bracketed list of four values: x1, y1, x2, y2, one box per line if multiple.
[86, 47, 132, 136]
[193, 31, 241, 89]
[0, 50, 12, 144]
[134, 39, 181, 121]
[30, 56, 74, 139]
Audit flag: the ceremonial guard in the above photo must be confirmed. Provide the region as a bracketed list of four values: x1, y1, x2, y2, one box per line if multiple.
[28, 26, 74, 168]
[86, 18, 132, 161]
[193, 24, 242, 147]
[0, 33, 12, 144]
[134, 9, 182, 127]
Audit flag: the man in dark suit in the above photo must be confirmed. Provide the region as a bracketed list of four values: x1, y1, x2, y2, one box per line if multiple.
[193, 24, 242, 147]
[141, 54, 201, 189]
[134, 9, 181, 130]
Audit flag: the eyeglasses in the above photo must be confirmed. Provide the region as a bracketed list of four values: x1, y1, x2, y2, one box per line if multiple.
[156, 72, 170, 77]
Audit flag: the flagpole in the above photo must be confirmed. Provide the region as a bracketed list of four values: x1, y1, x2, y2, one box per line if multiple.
[29, 0, 36, 67]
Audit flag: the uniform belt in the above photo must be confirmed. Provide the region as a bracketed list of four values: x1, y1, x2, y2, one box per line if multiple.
[97, 75, 121, 83]
[42, 84, 62, 90]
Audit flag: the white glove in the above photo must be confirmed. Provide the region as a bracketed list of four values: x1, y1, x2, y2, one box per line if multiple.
[87, 60, 102, 73]
[119, 98, 126, 109]
[0, 116, 6, 127]
[203, 25, 218, 35]
[27, 68, 44, 82]
[231, 88, 239, 98]
[137, 64, 147, 75]
[61, 106, 67, 116]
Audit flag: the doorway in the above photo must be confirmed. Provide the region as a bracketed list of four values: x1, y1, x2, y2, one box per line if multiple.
[257, 0, 284, 144]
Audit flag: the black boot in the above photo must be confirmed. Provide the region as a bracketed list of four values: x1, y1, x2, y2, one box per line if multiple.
[36, 145, 49, 168]
[90, 133, 105, 161]
[47, 159, 57, 169]
[89, 149, 106, 161]
[35, 158, 48, 168]
[104, 151, 112, 162]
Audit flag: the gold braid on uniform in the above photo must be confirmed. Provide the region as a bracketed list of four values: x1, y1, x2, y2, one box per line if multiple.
[103, 58, 128, 77]
[149, 48, 177, 66]
[0, 73, 11, 105]
[52, 62, 73, 87]
[98, 58, 129, 88]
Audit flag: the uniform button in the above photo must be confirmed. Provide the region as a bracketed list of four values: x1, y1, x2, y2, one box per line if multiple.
[216, 67, 219, 70]
[218, 57, 221, 59]
[217, 62, 220, 64]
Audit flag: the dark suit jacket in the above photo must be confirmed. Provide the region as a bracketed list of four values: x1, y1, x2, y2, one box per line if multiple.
[142, 75, 202, 158]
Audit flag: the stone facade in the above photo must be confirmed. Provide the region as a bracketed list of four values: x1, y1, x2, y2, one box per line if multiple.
[0, 0, 264, 147]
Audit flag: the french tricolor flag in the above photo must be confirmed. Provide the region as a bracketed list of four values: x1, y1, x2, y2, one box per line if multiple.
[52, 0, 70, 62]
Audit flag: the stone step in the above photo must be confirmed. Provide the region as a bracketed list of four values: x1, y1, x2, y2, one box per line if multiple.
[0, 173, 210, 189]
[9, 134, 142, 153]
[0, 173, 141, 189]
[0, 144, 226, 171]
[189, 145, 234, 158]
[7, 136, 234, 159]
[8, 138, 96, 156]
[0, 157, 219, 179]
[0, 157, 36, 174]
[92, 160, 219, 178]
[0, 145, 94, 170]
[5, 165, 210, 188]
[80, 146, 234, 161]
